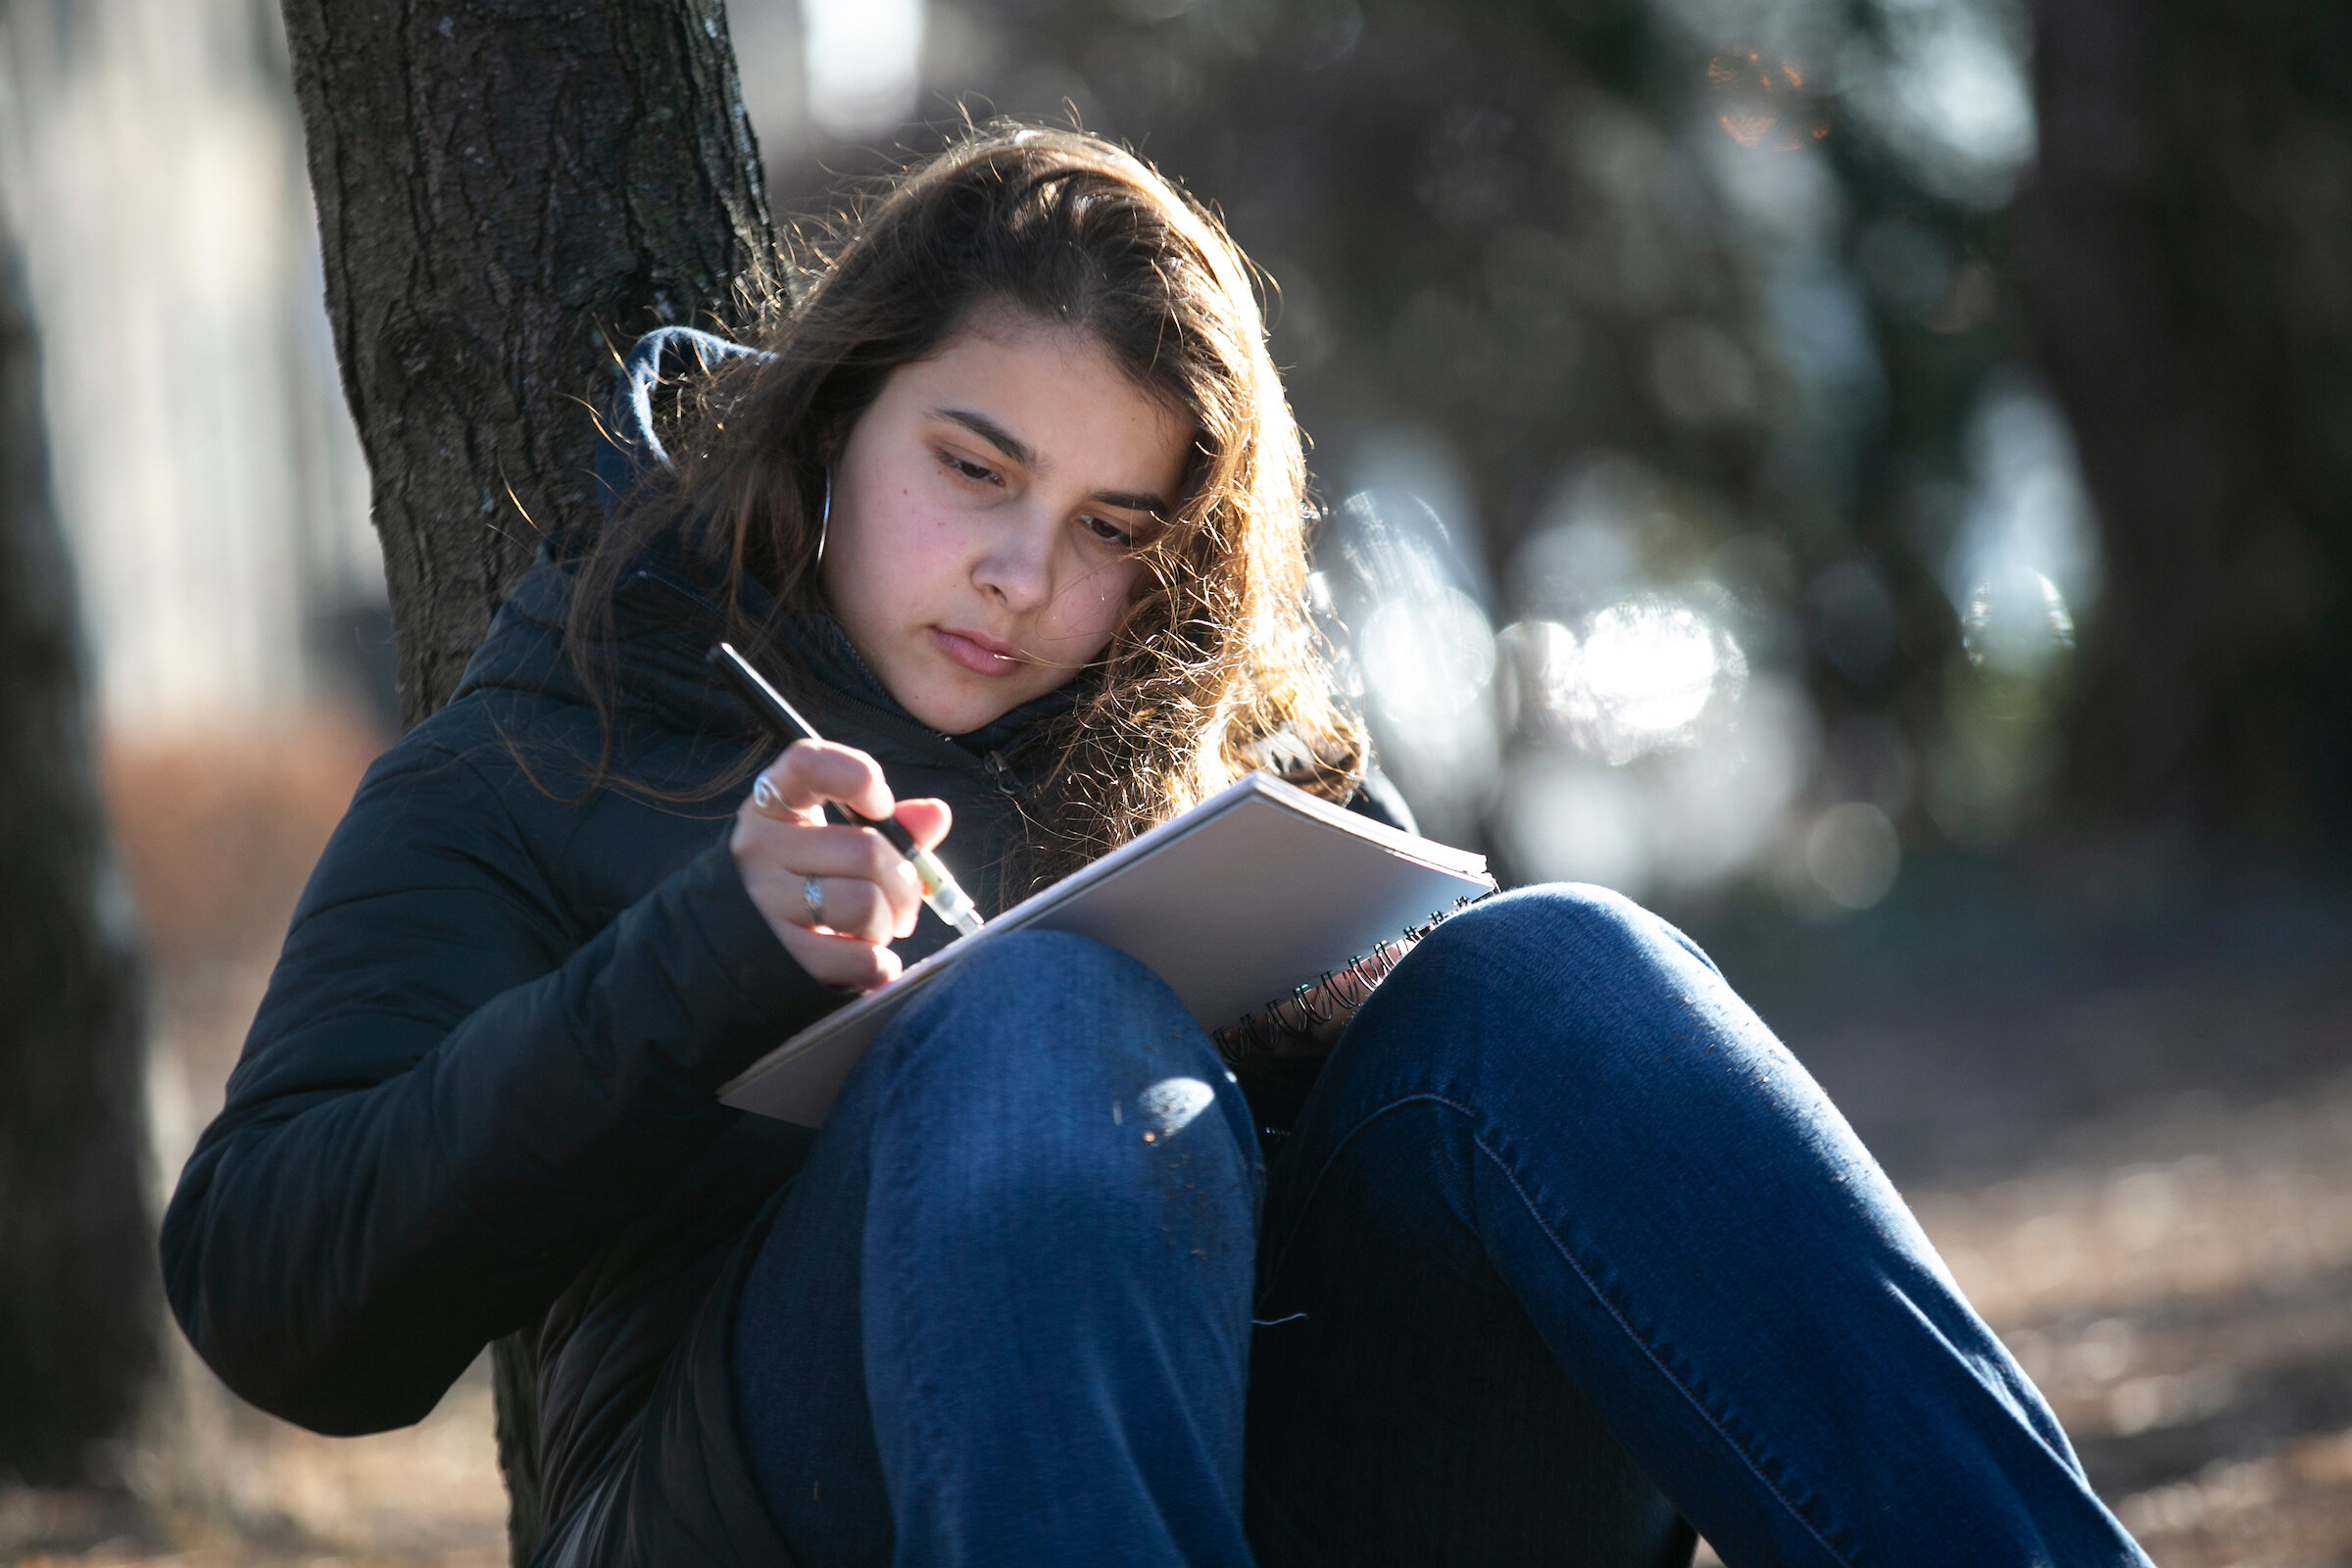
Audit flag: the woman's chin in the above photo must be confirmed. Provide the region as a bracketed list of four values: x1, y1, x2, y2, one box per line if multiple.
[890, 650, 1086, 735]
[896, 679, 1029, 738]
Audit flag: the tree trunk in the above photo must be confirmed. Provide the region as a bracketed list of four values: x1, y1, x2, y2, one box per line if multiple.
[2029, 0, 2352, 843]
[281, 0, 773, 726]
[0, 183, 156, 1486]
[275, 2, 772, 1557]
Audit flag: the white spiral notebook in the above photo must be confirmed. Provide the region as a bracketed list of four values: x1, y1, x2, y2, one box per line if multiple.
[719, 771, 1495, 1126]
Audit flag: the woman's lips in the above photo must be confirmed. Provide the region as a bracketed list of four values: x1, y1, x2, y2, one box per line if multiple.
[931, 626, 1026, 677]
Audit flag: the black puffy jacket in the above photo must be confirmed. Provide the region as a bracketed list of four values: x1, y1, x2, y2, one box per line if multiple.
[161, 333, 1408, 1559]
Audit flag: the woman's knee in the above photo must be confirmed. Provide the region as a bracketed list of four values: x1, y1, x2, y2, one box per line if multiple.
[909, 930, 1208, 1071]
[874, 929, 1250, 1168]
[923, 928, 1161, 1016]
[1399, 883, 1713, 1001]
[1333, 883, 1738, 1105]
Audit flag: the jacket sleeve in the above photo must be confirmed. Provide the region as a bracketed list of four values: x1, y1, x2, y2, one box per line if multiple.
[160, 736, 838, 1436]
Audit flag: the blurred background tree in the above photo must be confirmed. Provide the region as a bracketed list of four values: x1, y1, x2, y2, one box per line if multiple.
[2029, 0, 2352, 847]
[0, 171, 155, 1493]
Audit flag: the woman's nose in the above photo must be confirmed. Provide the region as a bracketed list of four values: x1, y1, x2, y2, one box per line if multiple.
[972, 510, 1055, 612]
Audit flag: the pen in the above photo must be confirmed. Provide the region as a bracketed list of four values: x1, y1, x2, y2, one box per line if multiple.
[708, 641, 986, 938]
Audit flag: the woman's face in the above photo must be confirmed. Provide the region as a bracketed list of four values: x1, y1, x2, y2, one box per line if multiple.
[820, 312, 1193, 736]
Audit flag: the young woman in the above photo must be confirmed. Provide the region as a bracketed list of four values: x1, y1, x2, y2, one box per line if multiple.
[162, 126, 2148, 1568]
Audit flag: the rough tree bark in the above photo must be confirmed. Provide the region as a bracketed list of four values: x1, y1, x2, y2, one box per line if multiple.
[0, 183, 156, 1485]
[2029, 0, 2352, 844]
[275, 2, 773, 1557]
[281, 0, 773, 727]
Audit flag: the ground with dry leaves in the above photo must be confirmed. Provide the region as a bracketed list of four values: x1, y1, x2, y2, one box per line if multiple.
[5, 718, 2348, 1566]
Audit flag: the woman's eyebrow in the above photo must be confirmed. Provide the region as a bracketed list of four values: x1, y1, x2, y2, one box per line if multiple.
[936, 407, 1167, 514]
[937, 408, 1036, 468]
[1089, 487, 1169, 516]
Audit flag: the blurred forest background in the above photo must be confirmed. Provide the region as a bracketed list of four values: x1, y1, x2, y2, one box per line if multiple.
[0, 0, 2347, 1563]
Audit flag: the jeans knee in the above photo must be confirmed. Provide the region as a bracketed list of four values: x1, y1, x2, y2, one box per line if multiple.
[918, 931, 1205, 1064]
[867, 933, 1257, 1249]
[1407, 883, 1699, 988]
[929, 928, 1149, 1015]
[1345, 883, 1731, 1098]
[880, 929, 1242, 1149]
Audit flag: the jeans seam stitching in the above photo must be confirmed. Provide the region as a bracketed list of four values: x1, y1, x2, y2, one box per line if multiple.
[1470, 1123, 1863, 1568]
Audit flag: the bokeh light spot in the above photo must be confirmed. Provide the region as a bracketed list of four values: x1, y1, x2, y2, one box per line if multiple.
[1806, 801, 1901, 909]
[1504, 599, 1745, 766]
[1360, 586, 1496, 725]
[1707, 50, 1830, 151]
[1961, 569, 2076, 672]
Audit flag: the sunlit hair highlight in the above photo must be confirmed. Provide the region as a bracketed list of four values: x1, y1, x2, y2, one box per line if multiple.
[568, 122, 1364, 891]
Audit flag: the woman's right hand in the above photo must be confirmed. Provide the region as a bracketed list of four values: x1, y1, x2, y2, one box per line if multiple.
[730, 740, 953, 993]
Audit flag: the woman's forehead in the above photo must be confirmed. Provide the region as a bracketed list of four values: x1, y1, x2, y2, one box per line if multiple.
[884, 318, 1193, 487]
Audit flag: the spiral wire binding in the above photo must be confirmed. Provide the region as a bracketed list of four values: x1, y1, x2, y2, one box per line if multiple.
[1212, 892, 1491, 1063]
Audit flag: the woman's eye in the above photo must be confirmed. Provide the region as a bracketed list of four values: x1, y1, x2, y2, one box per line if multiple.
[940, 451, 1000, 485]
[1082, 514, 1135, 549]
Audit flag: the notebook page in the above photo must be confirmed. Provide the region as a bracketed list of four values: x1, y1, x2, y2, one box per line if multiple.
[719, 772, 1493, 1126]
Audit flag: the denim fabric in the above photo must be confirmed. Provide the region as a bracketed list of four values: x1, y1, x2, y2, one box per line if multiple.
[732, 889, 2152, 1568]
[733, 931, 1261, 1567]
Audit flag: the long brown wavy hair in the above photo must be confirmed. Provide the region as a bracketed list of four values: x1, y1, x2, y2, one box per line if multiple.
[568, 122, 1364, 891]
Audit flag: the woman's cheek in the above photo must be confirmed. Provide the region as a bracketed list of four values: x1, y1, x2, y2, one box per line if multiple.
[1056, 564, 1135, 657]
[1102, 558, 1146, 628]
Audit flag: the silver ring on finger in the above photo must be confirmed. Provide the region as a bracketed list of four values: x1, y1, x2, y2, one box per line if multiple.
[752, 773, 783, 813]
[803, 874, 826, 929]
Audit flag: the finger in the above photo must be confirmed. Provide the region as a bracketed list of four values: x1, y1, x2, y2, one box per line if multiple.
[741, 860, 905, 946]
[758, 740, 895, 822]
[797, 875, 897, 945]
[776, 923, 903, 993]
[729, 830, 909, 976]
[733, 818, 923, 929]
[743, 820, 922, 885]
[815, 879, 917, 945]
[746, 765, 820, 826]
[892, 798, 953, 853]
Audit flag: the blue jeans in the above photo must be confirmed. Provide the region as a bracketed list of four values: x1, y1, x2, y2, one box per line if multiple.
[731, 886, 2150, 1567]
